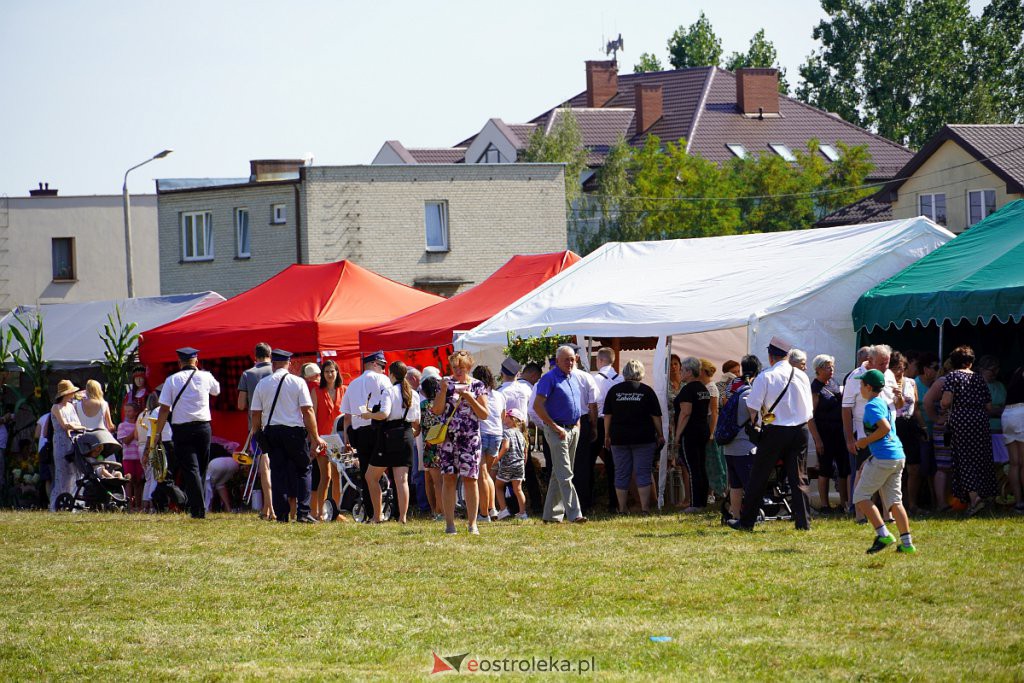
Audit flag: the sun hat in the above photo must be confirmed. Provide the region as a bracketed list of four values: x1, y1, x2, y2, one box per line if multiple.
[421, 366, 441, 381]
[506, 408, 525, 423]
[55, 379, 80, 399]
[302, 362, 321, 379]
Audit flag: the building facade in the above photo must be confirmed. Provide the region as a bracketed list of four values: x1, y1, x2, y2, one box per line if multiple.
[0, 190, 159, 314]
[157, 161, 567, 298]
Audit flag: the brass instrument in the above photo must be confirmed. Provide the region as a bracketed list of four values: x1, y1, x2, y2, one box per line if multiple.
[145, 414, 168, 481]
[240, 431, 263, 505]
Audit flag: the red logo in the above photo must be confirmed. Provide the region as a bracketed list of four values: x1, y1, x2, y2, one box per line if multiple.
[431, 652, 469, 674]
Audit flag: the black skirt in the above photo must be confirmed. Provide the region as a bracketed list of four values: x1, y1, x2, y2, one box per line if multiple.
[370, 421, 414, 468]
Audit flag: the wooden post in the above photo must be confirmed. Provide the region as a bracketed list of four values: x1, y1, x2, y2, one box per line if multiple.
[612, 337, 621, 372]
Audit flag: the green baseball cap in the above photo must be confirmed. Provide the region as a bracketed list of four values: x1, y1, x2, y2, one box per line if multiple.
[860, 369, 886, 390]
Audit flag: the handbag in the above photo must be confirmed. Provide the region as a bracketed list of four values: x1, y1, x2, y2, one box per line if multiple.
[382, 402, 411, 454]
[425, 395, 461, 446]
[254, 374, 287, 452]
[746, 368, 795, 445]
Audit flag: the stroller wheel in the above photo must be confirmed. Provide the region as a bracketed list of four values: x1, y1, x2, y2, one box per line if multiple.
[321, 498, 337, 522]
[351, 500, 368, 523]
[54, 493, 76, 512]
[381, 491, 395, 522]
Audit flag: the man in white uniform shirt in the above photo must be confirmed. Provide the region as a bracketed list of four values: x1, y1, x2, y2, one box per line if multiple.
[156, 346, 221, 519]
[578, 347, 621, 514]
[729, 336, 814, 531]
[340, 350, 392, 517]
[251, 349, 326, 524]
[841, 344, 904, 519]
[498, 359, 532, 423]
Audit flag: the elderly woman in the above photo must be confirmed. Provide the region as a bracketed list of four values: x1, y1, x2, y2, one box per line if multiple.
[431, 350, 489, 534]
[602, 360, 664, 514]
[674, 356, 712, 513]
[941, 345, 996, 516]
[808, 354, 849, 513]
[700, 358, 726, 501]
[788, 348, 808, 371]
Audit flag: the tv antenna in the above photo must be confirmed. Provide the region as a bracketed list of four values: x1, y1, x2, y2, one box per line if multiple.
[605, 33, 624, 63]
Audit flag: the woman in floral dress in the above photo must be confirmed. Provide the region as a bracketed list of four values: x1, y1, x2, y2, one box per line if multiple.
[941, 345, 996, 516]
[431, 350, 489, 535]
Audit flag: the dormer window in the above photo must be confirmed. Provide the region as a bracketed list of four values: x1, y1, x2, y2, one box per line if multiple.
[478, 144, 502, 164]
[726, 144, 747, 159]
[769, 143, 796, 162]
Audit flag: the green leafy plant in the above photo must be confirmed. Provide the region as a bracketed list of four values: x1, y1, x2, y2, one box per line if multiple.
[9, 310, 50, 419]
[98, 305, 139, 423]
[504, 328, 574, 368]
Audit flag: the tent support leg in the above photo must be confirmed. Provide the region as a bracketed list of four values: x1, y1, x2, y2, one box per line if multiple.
[938, 321, 944, 360]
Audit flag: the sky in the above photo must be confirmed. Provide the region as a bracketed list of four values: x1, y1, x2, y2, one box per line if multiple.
[0, 0, 989, 196]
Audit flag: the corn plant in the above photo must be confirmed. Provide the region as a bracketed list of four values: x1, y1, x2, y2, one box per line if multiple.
[9, 310, 50, 419]
[98, 305, 139, 423]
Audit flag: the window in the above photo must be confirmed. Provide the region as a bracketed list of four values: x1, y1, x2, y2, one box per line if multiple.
[820, 144, 840, 162]
[967, 189, 996, 226]
[272, 203, 286, 224]
[181, 211, 213, 261]
[769, 143, 796, 162]
[425, 201, 449, 252]
[51, 238, 75, 281]
[236, 208, 250, 258]
[918, 193, 947, 226]
[726, 144, 747, 159]
[479, 145, 502, 163]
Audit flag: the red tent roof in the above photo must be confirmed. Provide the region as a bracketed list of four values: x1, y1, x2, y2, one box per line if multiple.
[359, 251, 581, 352]
[139, 261, 444, 364]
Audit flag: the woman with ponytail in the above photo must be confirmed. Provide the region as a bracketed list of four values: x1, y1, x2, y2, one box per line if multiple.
[365, 361, 420, 523]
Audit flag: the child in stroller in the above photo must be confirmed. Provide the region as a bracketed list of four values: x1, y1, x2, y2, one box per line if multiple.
[53, 429, 130, 512]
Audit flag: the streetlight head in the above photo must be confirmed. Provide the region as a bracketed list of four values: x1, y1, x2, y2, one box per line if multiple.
[153, 149, 173, 159]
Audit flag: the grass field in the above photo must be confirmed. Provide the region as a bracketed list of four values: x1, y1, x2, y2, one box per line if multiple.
[1, 510, 1022, 681]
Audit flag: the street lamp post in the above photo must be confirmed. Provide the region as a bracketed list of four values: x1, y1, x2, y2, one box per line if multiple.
[123, 149, 173, 298]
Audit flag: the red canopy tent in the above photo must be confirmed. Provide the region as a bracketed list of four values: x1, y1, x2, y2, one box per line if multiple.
[359, 251, 581, 353]
[139, 261, 444, 441]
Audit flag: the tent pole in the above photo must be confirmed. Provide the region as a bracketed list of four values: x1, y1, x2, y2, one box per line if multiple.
[938, 321, 944, 360]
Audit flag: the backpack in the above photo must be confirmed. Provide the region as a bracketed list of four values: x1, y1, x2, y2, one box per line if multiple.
[714, 385, 750, 446]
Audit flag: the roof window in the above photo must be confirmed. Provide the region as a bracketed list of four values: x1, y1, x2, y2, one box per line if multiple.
[820, 144, 840, 162]
[769, 143, 796, 162]
[726, 144, 747, 159]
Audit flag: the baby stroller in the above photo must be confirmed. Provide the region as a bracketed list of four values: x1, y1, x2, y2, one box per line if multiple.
[321, 448, 395, 523]
[54, 429, 130, 513]
[720, 451, 794, 524]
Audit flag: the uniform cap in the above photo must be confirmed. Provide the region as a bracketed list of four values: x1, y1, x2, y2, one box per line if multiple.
[500, 358, 521, 377]
[271, 349, 293, 362]
[176, 347, 199, 361]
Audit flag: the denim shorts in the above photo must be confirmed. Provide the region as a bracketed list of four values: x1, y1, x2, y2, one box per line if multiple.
[480, 434, 502, 457]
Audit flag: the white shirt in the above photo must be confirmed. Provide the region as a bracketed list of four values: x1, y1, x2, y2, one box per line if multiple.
[500, 379, 533, 426]
[378, 383, 422, 423]
[592, 364, 624, 416]
[747, 360, 813, 427]
[158, 368, 221, 424]
[841, 363, 898, 438]
[139, 407, 172, 444]
[250, 369, 311, 428]
[479, 388, 506, 437]
[528, 383, 540, 425]
[36, 414, 50, 452]
[340, 370, 392, 429]
[572, 368, 599, 414]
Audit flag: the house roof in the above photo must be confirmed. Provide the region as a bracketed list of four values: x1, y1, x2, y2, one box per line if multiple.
[881, 124, 1024, 199]
[528, 66, 912, 177]
[815, 193, 894, 228]
[407, 147, 467, 163]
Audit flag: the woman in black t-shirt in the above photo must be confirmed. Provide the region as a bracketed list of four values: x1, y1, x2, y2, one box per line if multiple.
[674, 356, 711, 512]
[603, 359, 664, 514]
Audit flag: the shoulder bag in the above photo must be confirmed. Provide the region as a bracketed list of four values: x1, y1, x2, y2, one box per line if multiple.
[254, 374, 287, 452]
[168, 369, 198, 423]
[425, 394, 461, 446]
[745, 368, 795, 445]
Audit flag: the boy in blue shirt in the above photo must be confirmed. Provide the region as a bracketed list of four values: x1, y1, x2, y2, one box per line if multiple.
[853, 369, 916, 554]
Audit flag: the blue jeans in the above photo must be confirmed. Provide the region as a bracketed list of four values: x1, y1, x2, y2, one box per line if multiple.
[480, 434, 502, 457]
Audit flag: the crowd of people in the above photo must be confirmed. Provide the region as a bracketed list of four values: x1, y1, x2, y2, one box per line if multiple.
[27, 334, 1024, 547]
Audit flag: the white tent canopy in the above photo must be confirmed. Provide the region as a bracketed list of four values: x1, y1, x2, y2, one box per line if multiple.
[458, 217, 953, 507]
[1, 292, 225, 370]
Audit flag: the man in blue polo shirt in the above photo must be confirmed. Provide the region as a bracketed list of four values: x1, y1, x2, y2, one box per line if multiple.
[534, 345, 587, 523]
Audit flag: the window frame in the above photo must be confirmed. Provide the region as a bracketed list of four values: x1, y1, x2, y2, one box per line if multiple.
[51, 237, 76, 282]
[235, 208, 251, 258]
[967, 189, 996, 227]
[725, 143, 747, 159]
[181, 211, 214, 262]
[819, 144, 840, 162]
[769, 143, 796, 162]
[424, 200, 450, 253]
[271, 203, 287, 225]
[918, 193, 947, 226]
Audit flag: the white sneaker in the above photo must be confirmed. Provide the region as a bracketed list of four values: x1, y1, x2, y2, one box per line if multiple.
[495, 509, 511, 520]
[488, 508, 499, 518]
[516, 512, 529, 520]
[469, 525, 480, 535]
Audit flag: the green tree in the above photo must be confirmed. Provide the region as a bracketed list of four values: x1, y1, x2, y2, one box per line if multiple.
[725, 29, 790, 93]
[633, 52, 664, 73]
[797, 0, 1023, 147]
[522, 109, 590, 245]
[667, 12, 723, 68]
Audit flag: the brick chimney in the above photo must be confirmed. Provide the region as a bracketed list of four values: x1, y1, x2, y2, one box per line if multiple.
[249, 159, 304, 182]
[29, 182, 58, 197]
[585, 60, 618, 108]
[634, 83, 663, 133]
[735, 68, 780, 116]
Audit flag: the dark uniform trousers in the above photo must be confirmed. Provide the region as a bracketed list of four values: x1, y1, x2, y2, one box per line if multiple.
[739, 423, 811, 530]
[351, 425, 378, 514]
[171, 421, 211, 518]
[265, 425, 311, 523]
[573, 416, 618, 514]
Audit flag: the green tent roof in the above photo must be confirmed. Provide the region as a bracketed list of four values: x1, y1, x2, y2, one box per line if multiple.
[853, 200, 1024, 332]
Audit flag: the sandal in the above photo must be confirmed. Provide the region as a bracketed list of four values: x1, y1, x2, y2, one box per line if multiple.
[966, 499, 986, 518]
